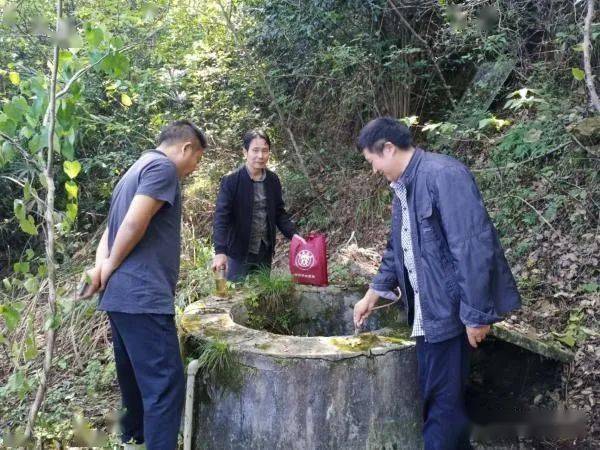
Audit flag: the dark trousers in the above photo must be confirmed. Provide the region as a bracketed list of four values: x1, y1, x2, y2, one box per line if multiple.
[227, 241, 272, 282]
[416, 333, 472, 450]
[108, 312, 185, 450]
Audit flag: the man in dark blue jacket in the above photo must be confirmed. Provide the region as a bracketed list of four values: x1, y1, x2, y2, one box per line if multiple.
[353, 117, 521, 449]
[212, 130, 297, 281]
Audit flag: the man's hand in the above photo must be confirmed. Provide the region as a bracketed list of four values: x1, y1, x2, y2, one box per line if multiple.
[353, 289, 379, 328]
[77, 266, 101, 299]
[466, 325, 491, 348]
[100, 258, 119, 290]
[211, 253, 228, 272]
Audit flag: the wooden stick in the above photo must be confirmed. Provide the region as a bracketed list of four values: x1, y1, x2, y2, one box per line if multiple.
[583, 0, 600, 112]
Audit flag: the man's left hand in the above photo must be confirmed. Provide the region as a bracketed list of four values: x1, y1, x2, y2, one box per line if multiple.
[466, 325, 491, 348]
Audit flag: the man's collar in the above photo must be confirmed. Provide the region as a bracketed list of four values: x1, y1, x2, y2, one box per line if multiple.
[245, 164, 266, 182]
[390, 147, 423, 188]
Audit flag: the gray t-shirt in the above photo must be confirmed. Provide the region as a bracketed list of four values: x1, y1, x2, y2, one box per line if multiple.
[98, 150, 181, 315]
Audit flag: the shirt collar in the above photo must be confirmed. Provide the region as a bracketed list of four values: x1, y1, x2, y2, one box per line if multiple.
[390, 147, 423, 189]
[245, 165, 266, 182]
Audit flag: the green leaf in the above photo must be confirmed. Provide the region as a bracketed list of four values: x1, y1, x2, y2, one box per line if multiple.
[13, 199, 25, 221]
[65, 180, 78, 199]
[579, 282, 599, 293]
[121, 93, 133, 107]
[422, 122, 442, 132]
[558, 333, 575, 347]
[399, 115, 419, 127]
[20, 215, 38, 235]
[24, 336, 38, 360]
[66, 203, 78, 222]
[37, 264, 47, 278]
[25, 249, 34, 260]
[3, 278, 12, 291]
[13, 261, 29, 274]
[0, 112, 17, 137]
[478, 118, 492, 130]
[85, 27, 104, 47]
[23, 182, 32, 201]
[8, 71, 20, 85]
[44, 313, 61, 331]
[1, 304, 21, 332]
[23, 276, 39, 294]
[572, 67, 585, 81]
[60, 139, 74, 160]
[101, 52, 130, 77]
[67, 127, 76, 145]
[4, 96, 28, 122]
[0, 141, 16, 166]
[63, 160, 81, 179]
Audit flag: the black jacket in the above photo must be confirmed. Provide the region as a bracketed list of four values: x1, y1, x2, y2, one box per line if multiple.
[213, 165, 296, 259]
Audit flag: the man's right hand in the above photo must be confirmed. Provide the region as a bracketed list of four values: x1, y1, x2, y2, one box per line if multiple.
[353, 289, 379, 328]
[212, 253, 228, 272]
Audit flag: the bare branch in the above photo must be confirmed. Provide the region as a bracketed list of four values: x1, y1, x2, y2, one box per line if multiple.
[0, 131, 42, 170]
[25, 0, 62, 439]
[583, 0, 600, 112]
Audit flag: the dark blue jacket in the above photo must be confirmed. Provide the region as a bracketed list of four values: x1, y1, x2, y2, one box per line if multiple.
[213, 165, 296, 259]
[371, 148, 521, 343]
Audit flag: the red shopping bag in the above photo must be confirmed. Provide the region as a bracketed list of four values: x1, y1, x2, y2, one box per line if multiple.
[289, 233, 328, 286]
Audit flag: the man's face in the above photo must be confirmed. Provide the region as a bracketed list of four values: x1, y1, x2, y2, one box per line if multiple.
[244, 137, 270, 171]
[362, 144, 397, 182]
[180, 140, 204, 177]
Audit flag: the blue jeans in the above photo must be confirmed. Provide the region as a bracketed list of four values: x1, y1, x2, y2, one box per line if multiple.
[108, 312, 185, 450]
[416, 333, 473, 450]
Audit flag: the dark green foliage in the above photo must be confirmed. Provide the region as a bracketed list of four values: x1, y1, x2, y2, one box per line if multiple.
[243, 269, 299, 334]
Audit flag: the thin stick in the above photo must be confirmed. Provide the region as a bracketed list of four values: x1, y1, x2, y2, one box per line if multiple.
[510, 195, 556, 232]
[25, 0, 62, 438]
[582, 0, 600, 112]
[472, 142, 570, 173]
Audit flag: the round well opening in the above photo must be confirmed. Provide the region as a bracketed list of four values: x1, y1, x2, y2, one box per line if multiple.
[231, 286, 405, 337]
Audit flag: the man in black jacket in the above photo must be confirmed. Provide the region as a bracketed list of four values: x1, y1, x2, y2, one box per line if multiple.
[212, 130, 297, 281]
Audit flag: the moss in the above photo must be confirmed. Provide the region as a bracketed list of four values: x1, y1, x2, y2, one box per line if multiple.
[330, 333, 382, 352]
[379, 323, 414, 343]
[273, 357, 299, 367]
[254, 343, 272, 350]
[380, 336, 413, 345]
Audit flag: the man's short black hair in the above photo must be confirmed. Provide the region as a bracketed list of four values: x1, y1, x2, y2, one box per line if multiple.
[357, 117, 412, 154]
[242, 129, 271, 150]
[157, 120, 207, 149]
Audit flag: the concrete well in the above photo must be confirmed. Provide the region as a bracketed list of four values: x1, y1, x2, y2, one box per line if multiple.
[181, 285, 422, 450]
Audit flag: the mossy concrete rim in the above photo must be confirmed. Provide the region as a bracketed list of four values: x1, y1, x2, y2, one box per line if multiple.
[181, 284, 415, 361]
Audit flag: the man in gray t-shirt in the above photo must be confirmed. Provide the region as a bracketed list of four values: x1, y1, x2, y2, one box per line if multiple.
[80, 120, 206, 450]
[98, 149, 182, 314]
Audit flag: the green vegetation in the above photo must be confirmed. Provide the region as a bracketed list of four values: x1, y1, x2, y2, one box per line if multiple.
[190, 339, 243, 397]
[243, 269, 298, 334]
